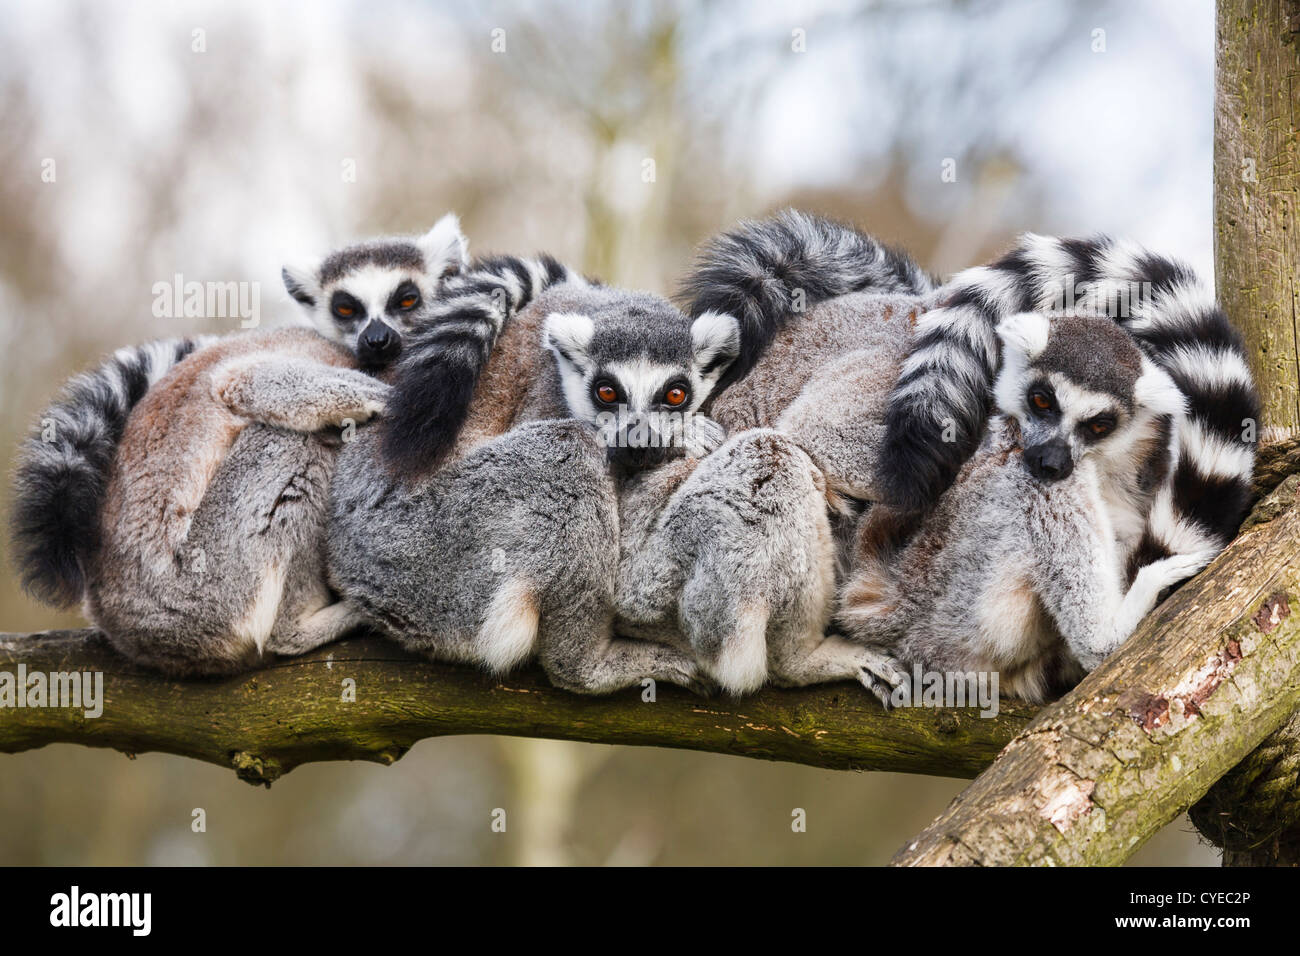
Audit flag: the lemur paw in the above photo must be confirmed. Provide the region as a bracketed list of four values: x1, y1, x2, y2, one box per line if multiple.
[683, 414, 727, 458]
[1144, 548, 1219, 593]
[856, 649, 911, 710]
[330, 379, 391, 426]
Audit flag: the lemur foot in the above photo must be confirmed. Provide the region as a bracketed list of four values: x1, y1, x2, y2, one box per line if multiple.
[856, 649, 912, 710]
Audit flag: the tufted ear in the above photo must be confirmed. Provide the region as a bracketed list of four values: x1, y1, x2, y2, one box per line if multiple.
[543, 312, 596, 372]
[690, 311, 741, 377]
[418, 213, 469, 278]
[994, 311, 1051, 361]
[281, 261, 321, 311]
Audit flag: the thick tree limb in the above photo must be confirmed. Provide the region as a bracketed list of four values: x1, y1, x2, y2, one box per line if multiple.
[890, 477, 1300, 866]
[1190, 707, 1300, 864]
[0, 629, 1032, 786]
[1186, 0, 1300, 865]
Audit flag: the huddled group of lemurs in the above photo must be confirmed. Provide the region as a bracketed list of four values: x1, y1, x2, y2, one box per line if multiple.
[9, 210, 1261, 706]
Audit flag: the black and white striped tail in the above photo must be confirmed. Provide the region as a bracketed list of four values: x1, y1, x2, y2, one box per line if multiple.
[379, 253, 589, 477]
[879, 234, 1260, 556]
[680, 208, 937, 390]
[10, 335, 220, 607]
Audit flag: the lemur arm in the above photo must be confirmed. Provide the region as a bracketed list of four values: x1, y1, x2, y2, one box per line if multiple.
[211, 358, 389, 433]
[1024, 477, 1216, 672]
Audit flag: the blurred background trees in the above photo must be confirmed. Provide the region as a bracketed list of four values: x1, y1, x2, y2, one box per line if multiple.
[0, 0, 1220, 864]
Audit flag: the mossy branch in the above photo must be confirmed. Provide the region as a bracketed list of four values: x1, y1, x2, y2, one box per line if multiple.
[0, 629, 1033, 787]
[891, 476, 1300, 866]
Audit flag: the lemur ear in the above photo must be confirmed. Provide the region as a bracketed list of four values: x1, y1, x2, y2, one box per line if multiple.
[690, 311, 741, 376]
[543, 312, 595, 371]
[994, 311, 1051, 360]
[1134, 358, 1187, 418]
[418, 213, 469, 278]
[281, 263, 320, 310]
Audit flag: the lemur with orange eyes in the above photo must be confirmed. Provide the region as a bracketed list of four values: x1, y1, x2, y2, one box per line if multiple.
[328, 213, 937, 695]
[9, 216, 590, 674]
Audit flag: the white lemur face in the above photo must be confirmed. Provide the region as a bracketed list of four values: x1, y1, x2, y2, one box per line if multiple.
[543, 293, 740, 468]
[993, 312, 1185, 483]
[281, 213, 469, 369]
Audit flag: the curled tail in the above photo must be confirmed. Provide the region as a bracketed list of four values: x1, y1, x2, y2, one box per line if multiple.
[10, 335, 220, 606]
[879, 234, 1259, 553]
[379, 253, 590, 477]
[680, 208, 937, 390]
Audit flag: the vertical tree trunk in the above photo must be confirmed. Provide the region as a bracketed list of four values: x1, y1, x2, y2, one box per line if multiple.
[1200, 0, 1300, 865]
[1214, 0, 1300, 438]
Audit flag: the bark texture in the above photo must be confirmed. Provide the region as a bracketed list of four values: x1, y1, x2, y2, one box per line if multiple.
[1214, 0, 1300, 440]
[1186, 0, 1300, 865]
[0, 630, 1031, 786]
[891, 477, 1300, 866]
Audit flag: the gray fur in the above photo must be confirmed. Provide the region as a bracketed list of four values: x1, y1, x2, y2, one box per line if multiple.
[88, 329, 386, 676]
[326, 288, 931, 696]
[838, 312, 1210, 705]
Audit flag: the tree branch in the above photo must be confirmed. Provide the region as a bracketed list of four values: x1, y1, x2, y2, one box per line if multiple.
[0, 629, 1033, 786]
[891, 476, 1300, 866]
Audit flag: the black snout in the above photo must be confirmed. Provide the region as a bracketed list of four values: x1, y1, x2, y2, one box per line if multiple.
[608, 443, 674, 471]
[357, 321, 401, 366]
[1023, 440, 1073, 482]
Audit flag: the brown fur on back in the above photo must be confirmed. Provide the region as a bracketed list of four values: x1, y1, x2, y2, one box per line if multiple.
[102, 328, 356, 566]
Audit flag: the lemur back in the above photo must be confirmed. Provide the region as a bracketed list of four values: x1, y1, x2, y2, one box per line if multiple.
[89, 328, 388, 675]
[10, 215, 585, 626]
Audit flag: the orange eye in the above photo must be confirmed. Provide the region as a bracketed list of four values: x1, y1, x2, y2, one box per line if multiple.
[1089, 419, 1112, 436]
[336, 305, 353, 317]
[1031, 392, 1051, 411]
[400, 295, 418, 309]
[664, 386, 688, 407]
[596, 384, 618, 404]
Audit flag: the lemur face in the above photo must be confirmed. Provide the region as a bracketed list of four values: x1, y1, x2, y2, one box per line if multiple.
[281, 213, 469, 370]
[543, 292, 740, 469]
[993, 313, 1185, 484]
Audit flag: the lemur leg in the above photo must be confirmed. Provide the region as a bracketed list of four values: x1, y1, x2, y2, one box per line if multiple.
[213, 357, 390, 433]
[538, 610, 715, 696]
[640, 429, 853, 696]
[91, 426, 340, 676]
[329, 419, 711, 693]
[265, 600, 367, 657]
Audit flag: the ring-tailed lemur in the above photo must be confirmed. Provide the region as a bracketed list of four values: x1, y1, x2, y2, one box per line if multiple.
[873, 234, 1259, 563]
[839, 312, 1213, 705]
[329, 223, 938, 696]
[89, 328, 387, 675]
[280, 213, 469, 368]
[541, 288, 737, 469]
[682, 211, 1259, 576]
[10, 224, 585, 673]
[329, 281, 764, 692]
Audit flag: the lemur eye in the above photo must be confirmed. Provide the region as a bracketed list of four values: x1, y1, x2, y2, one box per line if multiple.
[664, 386, 689, 407]
[594, 382, 619, 405]
[1086, 417, 1115, 437]
[1029, 389, 1053, 413]
[331, 294, 360, 320]
[399, 293, 419, 310]
[335, 303, 355, 318]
